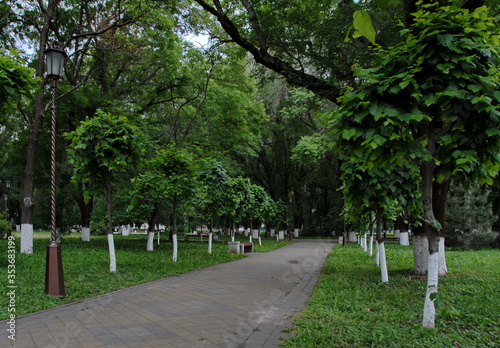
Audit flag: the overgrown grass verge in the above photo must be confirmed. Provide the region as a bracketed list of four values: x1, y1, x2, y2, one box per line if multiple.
[282, 243, 500, 347]
[0, 232, 291, 320]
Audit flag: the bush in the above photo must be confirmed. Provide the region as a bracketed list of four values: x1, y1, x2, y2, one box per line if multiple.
[89, 219, 107, 236]
[0, 219, 10, 238]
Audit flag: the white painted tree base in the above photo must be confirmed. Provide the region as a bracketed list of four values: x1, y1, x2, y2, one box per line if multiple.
[20, 223, 33, 254]
[414, 235, 448, 276]
[208, 232, 213, 254]
[379, 242, 389, 283]
[81, 227, 90, 242]
[413, 235, 428, 275]
[348, 231, 357, 242]
[108, 234, 116, 273]
[439, 238, 448, 275]
[147, 232, 154, 251]
[394, 229, 401, 239]
[369, 236, 374, 257]
[422, 251, 439, 328]
[399, 232, 410, 246]
[172, 234, 178, 262]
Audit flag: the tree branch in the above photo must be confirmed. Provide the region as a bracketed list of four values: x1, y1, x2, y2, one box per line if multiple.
[193, 0, 341, 102]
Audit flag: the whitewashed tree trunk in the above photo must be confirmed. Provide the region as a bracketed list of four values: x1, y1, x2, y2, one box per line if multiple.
[122, 225, 130, 236]
[369, 235, 374, 257]
[157, 231, 160, 245]
[172, 234, 178, 262]
[422, 251, 439, 328]
[363, 235, 368, 252]
[81, 227, 90, 242]
[375, 242, 380, 267]
[258, 236, 262, 246]
[208, 232, 213, 254]
[147, 232, 154, 251]
[438, 238, 448, 275]
[20, 224, 33, 254]
[413, 234, 428, 274]
[108, 233, 116, 273]
[379, 242, 389, 283]
[252, 229, 259, 238]
[394, 229, 401, 239]
[348, 231, 357, 242]
[399, 232, 410, 246]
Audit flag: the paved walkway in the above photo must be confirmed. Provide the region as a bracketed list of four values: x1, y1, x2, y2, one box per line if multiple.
[3, 239, 334, 348]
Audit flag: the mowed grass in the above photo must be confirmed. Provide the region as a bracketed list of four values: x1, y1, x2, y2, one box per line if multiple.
[0, 232, 291, 320]
[283, 243, 500, 348]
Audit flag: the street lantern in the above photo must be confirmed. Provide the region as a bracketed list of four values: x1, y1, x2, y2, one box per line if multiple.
[6, 180, 11, 189]
[44, 45, 67, 79]
[44, 43, 66, 297]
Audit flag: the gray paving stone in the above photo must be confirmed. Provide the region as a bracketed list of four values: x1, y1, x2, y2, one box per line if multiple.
[1, 239, 334, 347]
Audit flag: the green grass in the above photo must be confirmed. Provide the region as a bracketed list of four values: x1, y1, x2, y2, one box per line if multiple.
[282, 243, 500, 348]
[0, 232, 292, 320]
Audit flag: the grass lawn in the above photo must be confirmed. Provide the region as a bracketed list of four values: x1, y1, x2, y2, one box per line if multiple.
[0, 231, 292, 320]
[282, 243, 500, 347]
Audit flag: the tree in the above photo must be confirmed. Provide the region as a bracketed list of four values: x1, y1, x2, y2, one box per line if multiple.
[148, 146, 198, 261]
[331, 3, 500, 328]
[66, 110, 145, 272]
[0, 52, 37, 118]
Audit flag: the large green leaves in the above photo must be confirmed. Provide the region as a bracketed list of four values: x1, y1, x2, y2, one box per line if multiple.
[66, 110, 145, 194]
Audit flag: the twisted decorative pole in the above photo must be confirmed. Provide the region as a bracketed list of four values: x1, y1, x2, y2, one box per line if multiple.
[44, 43, 66, 297]
[49, 78, 57, 246]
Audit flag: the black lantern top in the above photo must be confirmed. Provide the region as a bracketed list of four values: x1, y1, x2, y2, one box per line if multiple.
[44, 43, 67, 79]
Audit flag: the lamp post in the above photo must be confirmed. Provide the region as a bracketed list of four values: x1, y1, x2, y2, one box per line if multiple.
[44, 43, 66, 297]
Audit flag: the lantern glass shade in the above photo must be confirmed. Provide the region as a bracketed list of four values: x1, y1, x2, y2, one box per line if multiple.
[44, 46, 67, 79]
[6, 180, 10, 189]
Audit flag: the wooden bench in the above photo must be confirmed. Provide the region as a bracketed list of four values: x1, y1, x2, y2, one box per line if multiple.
[240, 242, 253, 253]
[184, 233, 208, 241]
[183, 233, 219, 242]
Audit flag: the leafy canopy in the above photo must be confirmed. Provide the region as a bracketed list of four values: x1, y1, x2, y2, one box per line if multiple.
[66, 110, 145, 196]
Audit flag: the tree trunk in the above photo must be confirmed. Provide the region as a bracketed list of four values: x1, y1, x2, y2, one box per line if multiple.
[413, 232, 428, 275]
[81, 227, 90, 242]
[21, 0, 60, 254]
[106, 177, 116, 273]
[172, 196, 178, 262]
[208, 218, 214, 254]
[420, 161, 440, 328]
[433, 179, 449, 275]
[146, 204, 159, 251]
[376, 206, 389, 283]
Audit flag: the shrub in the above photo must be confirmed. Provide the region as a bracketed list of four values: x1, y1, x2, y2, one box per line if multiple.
[89, 219, 107, 236]
[0, 219, 10, 238]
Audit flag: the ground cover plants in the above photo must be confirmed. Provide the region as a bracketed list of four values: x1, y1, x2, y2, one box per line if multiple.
[283, 243, 500, 347]
[0, 231, 292, 320]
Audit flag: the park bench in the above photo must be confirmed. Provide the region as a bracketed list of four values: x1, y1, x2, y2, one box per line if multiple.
[184, 233, 208, 241]
[183, 233, 219, 242]
[240, 242, 253, 254]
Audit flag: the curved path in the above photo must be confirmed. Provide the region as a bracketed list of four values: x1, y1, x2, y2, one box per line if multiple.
[3, 239, 334, 348]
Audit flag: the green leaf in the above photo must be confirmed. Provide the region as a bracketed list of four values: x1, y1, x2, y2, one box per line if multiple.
[353, 10, 376, 45]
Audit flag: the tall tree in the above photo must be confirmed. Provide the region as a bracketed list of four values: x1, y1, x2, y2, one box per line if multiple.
[66, 110, 145, 272]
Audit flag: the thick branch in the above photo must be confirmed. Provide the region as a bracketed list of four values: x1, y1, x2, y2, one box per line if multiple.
[193, 0, 341, 102]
